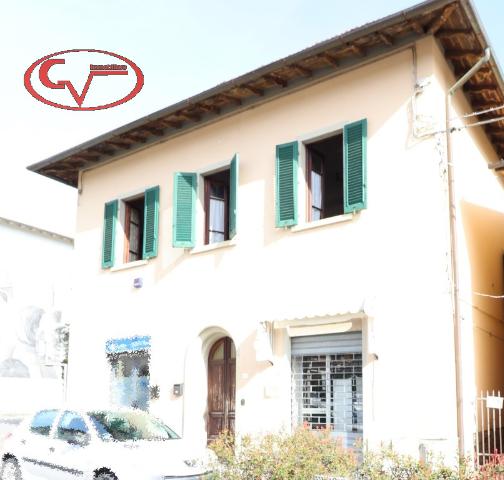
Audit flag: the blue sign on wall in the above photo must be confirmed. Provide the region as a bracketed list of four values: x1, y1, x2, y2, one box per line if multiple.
[105, 335, 151, 354]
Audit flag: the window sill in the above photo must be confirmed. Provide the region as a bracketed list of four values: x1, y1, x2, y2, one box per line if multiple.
[110, 259, 148, 272]
[291, 213, 355, 233]
[190, 239, 237, 255]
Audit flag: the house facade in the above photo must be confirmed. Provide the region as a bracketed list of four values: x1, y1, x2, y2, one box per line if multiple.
[29, 0, 504, 461]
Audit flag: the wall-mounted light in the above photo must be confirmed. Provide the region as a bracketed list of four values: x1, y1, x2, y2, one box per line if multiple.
[133, 277, 143, 289]
[173, 383, 184, 396]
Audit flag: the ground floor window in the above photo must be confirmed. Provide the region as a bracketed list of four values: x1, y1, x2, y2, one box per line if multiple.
[291, 332, 363, 449]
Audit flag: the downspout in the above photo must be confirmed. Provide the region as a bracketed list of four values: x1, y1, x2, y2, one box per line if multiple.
[445, 47, 491, 457]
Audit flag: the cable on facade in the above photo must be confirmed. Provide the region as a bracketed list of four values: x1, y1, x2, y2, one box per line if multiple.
[450, 103, 504, 122]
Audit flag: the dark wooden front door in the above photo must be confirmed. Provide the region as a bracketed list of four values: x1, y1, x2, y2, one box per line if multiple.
[207, 337, 236, 441]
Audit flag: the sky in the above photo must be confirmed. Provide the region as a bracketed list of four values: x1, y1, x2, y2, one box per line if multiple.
[1, 0, 503, 237]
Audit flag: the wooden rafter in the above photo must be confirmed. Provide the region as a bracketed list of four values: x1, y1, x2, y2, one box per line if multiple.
[198, 103, 221, 114]
[427, 3, 458, 35]
[471, 100, 503, 110]
[264, 73, 288, 87]
[464, 83, 498, 93]
[219, 93, 242, 106]
[240, 84, 264, 96]
[142, 126, 165, 137]
[159, 119, 183, 129]
[347, 44, 366, 57]
[88, 146, 115, 156]
[290, 63, 312, 76]
[122, 133, 147, 144]
[377, 32, 393, 46]
[105, 139, 131, 150]
[409, 20, 424, 35]
[176, 111, 201, 122]
[445, 49, 483, 60]
[317, 52, 338, 66]
[436, 28, 472, 39]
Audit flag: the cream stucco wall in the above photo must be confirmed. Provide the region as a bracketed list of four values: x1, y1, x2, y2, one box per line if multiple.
[67, 36, 470, 459]
[430, 35, 504, 449]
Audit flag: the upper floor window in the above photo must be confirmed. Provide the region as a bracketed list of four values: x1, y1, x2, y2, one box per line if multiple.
[172, 154, 238, 249]
[102, 186, 159, 269]
[275, 119, 367, 228]
[124, 196, 145, 262]
[306, 133, 344, 221]
[205, 169, 230, 244]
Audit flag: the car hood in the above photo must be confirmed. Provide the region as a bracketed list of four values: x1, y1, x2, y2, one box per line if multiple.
[96, 438, 214, 476]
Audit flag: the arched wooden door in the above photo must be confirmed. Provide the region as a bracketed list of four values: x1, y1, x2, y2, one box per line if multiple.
[207, 337, 236, 442]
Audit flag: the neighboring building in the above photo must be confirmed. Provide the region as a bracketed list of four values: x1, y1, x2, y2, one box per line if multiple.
[0, 216, 73, 414]
[29, 0, 504, 462]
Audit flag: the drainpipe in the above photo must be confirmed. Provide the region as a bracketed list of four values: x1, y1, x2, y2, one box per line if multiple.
[445, 47, 491, 458]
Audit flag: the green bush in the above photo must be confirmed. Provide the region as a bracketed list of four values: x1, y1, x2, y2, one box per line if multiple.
[209, 428, 504, 479]
[209, 427, 356, 480]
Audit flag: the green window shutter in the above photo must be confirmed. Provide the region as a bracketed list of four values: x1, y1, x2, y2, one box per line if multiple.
[142, 185, 160, 259]
[275, 141, 298, 227]
[229, 154, 239, 239]
[173, 172, 197, 248]
[102, 200, 118, 269]
[344, 119, 367, 213]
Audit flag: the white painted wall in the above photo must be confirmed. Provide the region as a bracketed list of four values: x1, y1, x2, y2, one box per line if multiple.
[0, 220, 73, 414]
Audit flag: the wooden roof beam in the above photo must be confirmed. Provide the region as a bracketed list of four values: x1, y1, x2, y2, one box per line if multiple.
[377, 32, 394, 46]
[409, 20, 425, 35]
[427, 3, 458, 35]
[446, 49, 483, 60]
[122, 133, 147, 144]
[158, 119, 183, 129]
[176, 112, 201, 122]
[290, 63, 313, 76]
[317, 52, 338, 66]
[198, 103, 221, 114]
[104, 139, 131, 150]
[472, 100, 503, 110]
[464, 83, 498, 93]
[264, 73, 288, 87]
[240, 84, 264, 96]
[142, 126, 165, 137]
[347, 44, 366, 57]
[436, 28, 472, 39]
[219, 93, 242, 106]
[88, 146, 115, 156]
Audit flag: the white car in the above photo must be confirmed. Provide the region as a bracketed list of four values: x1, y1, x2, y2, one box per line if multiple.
[0, 408, 214, 480]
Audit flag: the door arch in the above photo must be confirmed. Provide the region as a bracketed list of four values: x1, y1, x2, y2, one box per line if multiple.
[207, 336, 236, 442]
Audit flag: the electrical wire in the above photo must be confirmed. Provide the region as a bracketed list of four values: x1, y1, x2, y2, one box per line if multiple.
[452, 114, 504, 132]
[473, 292, 504, 299]
[451, 103, 504, 121]
[474, 325, 504, 343]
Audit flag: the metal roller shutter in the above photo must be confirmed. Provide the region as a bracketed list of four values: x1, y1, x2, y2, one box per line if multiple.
[291, 332, 363, 450]
[291, 331, 362, 355]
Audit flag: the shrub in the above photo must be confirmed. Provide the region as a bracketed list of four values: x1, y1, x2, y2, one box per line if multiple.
[209, 426, 357, 480]
[210, 429, 504, 480]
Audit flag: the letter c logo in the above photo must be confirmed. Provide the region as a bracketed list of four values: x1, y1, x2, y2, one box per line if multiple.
[39, 59, 65, 89]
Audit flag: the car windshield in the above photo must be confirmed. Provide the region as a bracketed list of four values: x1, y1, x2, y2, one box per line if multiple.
[88, 410, 180, 442]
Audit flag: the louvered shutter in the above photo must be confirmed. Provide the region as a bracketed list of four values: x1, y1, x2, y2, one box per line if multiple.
[275, 141, 298, 227]
[343, 119, 367, 213]
[229, 154, 239, 239]
[173, 173, 197, 248]
[142, 186, 159, 259]
[102, 200, 118, 268]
